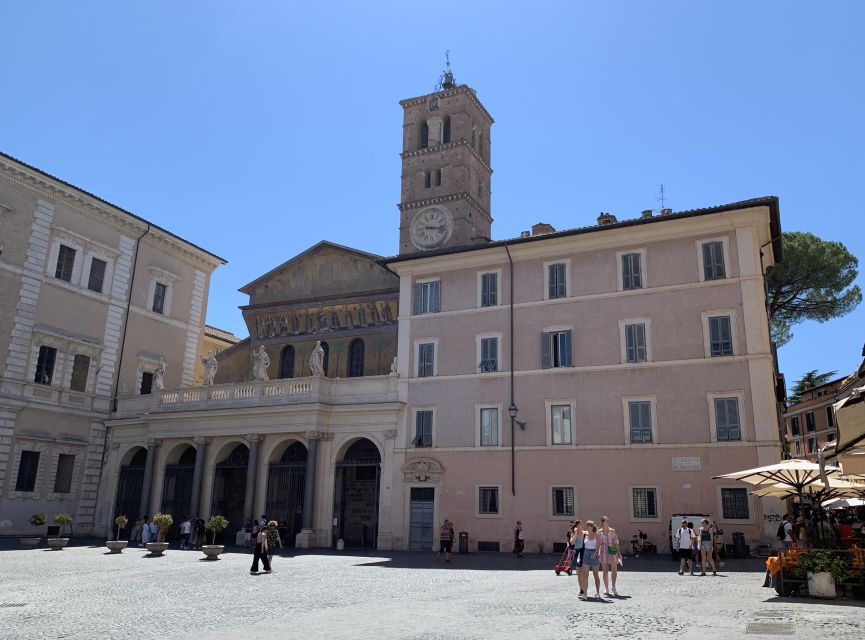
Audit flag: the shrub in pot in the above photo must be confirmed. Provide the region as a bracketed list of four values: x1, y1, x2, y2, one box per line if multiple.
[48, 513, 72, 550]
[145, 513, 173, 556]
[106, 516, 129, 554]
[20, 513, 46, 548]
[202, 515, 230, 560]
[798, 549, 850, 599]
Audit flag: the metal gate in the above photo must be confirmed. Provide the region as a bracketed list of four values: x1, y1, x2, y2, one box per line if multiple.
[114, 464, 144, 537]
[409, 487, 435, 550]
[210, 446, 248, 544]
[265, 463, 305, 547]
[160, 464, 194, 539]
[333, 459, 380, 548]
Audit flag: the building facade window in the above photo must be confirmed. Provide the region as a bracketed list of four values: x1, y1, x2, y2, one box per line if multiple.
[790, 416, 800, 436]
[826, 405, 835, 428]
[87, 258, 107, 293]
[480, 272, 498, 307]
[702, 241, 726, 280]
[434, 168, 442, 187]
[479, 336, 499, 373]
[15, 450, 40, 492]
[632, 487, 658, 519]
[551, 404, 573, 445]
[721, 487, 749, 519]
[714, 397, 742, 441]
[417, 342, 435, 377]
[552, 487, 575, 517]
[347, 339, 365, 377]
[152, 282, 167, 314]
[541, 330, 572, 368]
[827, 429, 836, 442]
[442, 115, 451, 144]
[795, 440, 802, 456]
[478, 486, 499, 515]
[805, 412, 815, 433]
[69, 354, 91, 392]
[140, 371, 154, 395]
[280, 346, 295, 379]
[479, 407, 499, 446]
[621, 252, 643, 290]
[628, 400, 653, 443]
[53, 453, 76, 494]
[34, 345, 57, 385]
[414, 410, 433, 447]
[55, 244, 76, 282]
[708, 315, 733, 356]
[808, 437, 817, 453]
[413, 280, 441, 315]
[625, 323, 648, 363]
[320, 341, 330, 375]
[547, 263, 567, 299]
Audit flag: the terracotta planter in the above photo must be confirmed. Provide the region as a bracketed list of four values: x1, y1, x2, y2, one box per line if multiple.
[145, 542, 169, 557]
[201, 544, 224, 560]
[807, 571, 837, 599]
[47, 538, 69, 550]
[19, 537, 41, 549]
[106, 540, 128, 554]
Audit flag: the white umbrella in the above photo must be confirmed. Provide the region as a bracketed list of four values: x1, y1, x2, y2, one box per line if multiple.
[713, 459, 840, 495]
[822, 497, 865, 509]
[751, 476, 863, 499]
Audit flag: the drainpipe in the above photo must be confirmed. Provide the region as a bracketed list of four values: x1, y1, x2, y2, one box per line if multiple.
[505, 244, 516, 496]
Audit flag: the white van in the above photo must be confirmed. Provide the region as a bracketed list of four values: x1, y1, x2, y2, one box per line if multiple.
[668, 513, 723, 559]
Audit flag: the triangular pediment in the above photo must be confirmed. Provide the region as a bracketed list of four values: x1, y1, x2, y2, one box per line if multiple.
[240, 241, 398, 306]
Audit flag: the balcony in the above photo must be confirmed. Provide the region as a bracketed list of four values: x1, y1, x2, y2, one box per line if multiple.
[112, 374, 401, 418]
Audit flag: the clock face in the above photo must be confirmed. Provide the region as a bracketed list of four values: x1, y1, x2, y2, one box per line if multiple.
[410, 207, 453, 250]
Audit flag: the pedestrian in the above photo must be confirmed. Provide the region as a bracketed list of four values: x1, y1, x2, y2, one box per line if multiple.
[130, 518, 143, 547]
[437, 519, 454, 562]
[780, 514, 794, 550]
[513, 521, 525, 558]
[674, 518, 696, 575]
[697, 518, 717, 576]
[194, 518, 206, 549]
[250, 525, 272, 574]
[570, 521, 587, 599]
[141, 515, 153, 545]
[580, 521, 602, 599]
[598, 515, 622, 596]
[265, 520, 282, 567]
[180, 516, 192, 549]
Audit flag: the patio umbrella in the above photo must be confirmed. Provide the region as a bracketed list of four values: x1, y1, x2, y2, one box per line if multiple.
[822, 497, 865, 509]
[751, 476, 864, 501]
[713, 459, 840, 497]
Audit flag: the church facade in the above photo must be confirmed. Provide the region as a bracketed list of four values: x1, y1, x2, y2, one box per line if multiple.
[97, 74, 785, 553]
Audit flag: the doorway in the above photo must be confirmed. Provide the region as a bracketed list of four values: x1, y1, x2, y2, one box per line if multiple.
[114, 447, 147, 538]
[409, 487, 435, 550]
[265, 442, 307, 548]
[160, 445, 196, 540]
[333, 439, 380, 548]
[210, 444, 249, 544]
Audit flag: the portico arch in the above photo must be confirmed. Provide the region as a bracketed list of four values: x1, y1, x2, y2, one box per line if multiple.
[265, 439, 308, 547]
[113, 446, 147, 537]
[333, 437, 381, 549]
[159, 443, 196, 538]
[210, 443, 249, 543]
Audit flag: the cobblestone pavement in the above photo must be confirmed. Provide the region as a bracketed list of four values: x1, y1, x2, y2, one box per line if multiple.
[0, 545, 863, 640]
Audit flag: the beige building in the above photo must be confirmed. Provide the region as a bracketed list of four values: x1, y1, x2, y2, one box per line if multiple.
[193, 325, 240, 386]
[0, 152, 224, 535]
[782, 376, 844, 460]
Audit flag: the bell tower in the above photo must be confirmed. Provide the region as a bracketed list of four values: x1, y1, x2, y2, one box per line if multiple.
[398, 63, 494, 254]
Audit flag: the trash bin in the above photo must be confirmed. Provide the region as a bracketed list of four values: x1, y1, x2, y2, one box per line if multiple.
[459, 531, 469, 554]
[731, 531, 747, 558]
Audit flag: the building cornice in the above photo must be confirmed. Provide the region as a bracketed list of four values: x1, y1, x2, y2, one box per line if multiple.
[399, 85, 494, 125]
[400, 139, 492, 174]
[398, 192, 492, 224]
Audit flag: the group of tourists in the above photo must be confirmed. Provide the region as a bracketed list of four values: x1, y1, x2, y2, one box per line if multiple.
[673, 517, 718, 576]
[566, 516, 623, 600]
[249, 515, 284, 574]
[778, 508, 865, 549]
[127, 515, 207, 549]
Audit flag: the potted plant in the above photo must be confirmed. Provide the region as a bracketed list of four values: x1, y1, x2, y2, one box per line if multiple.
[201, 515, 230, 560]
[145, 513, 173, 556]
[106, 516, 129, 554]
[798, 548, 851, 599]
[47, 513, 72, 550]
[20, 513, 46, 548]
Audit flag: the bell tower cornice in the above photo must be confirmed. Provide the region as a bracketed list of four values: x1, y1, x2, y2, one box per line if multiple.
[398, 192, 491, 224]
[400, 139, 493, 174]
[399, 85, 494, 125]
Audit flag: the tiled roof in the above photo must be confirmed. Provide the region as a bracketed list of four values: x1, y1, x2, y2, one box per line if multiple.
[204, 324, 241, 343]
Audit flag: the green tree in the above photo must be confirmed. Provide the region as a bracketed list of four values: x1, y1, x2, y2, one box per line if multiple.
[787, 369, 838, 404]
[766, 231, 861, 347]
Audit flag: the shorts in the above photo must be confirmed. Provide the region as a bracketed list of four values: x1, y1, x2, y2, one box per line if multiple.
[678, 548, 693, 560]
[700, 541, 712, 552]
[439, 539, 453, 553]
[582, 548, 600, 566]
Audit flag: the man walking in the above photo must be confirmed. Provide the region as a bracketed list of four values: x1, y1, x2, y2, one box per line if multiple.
[437, 519, 454, 562]
[514, 521, 525, 558]
[675, 518, 696, 575]
[180, 516, 192, 550]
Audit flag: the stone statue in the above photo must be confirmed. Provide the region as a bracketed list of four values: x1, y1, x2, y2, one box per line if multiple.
[202, 352, 218, 386]
[153, 357, 166, 390]
[252, 345, 270, 381]
[309, 340, 325, 376]
[390, 356, 398, 376]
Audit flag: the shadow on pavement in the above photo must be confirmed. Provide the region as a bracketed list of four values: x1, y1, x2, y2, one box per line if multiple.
[763, 595, 865, 608]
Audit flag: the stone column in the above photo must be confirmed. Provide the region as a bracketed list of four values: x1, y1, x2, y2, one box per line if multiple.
[189, 437, 209, 517]
[294, 434, 320, 549]
[139, 439, 161, 518]
[376, 430, 397, 550]
[243, 435, 261, 522]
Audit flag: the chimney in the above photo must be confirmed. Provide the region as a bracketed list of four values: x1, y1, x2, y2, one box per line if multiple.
[661, 208, 672, 216]
[597, 212, 618, 225]
[531, 222, 556, 236]
[641, 210, 653, 219]
[520, 231, 531, 238]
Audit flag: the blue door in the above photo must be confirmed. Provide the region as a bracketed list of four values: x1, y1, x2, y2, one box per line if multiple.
[409, 487, 435, 550]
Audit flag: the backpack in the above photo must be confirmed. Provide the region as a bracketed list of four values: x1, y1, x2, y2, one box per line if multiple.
[776, 522, 786, 541]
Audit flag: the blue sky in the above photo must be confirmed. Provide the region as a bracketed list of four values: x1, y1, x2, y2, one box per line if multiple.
[2, 1, 863, 388]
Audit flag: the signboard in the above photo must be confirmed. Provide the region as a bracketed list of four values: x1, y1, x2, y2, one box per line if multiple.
[672, 456, 701, 471]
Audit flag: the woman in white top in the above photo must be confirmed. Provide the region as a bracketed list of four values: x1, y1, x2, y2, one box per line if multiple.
[569, 521, 587, 599]
[580, 521, 602, 600]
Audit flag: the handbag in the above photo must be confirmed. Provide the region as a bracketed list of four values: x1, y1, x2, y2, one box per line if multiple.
[607, 545, 618, 555]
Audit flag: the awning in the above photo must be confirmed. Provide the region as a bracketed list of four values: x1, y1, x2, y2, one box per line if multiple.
[833, 384, 865, 457]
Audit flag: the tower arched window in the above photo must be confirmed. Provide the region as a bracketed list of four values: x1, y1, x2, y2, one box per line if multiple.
[348, 339, 365, 377]
[420, 121, 429, 149]
[320, 341, 330, 375]
[442, 116, 451, 144]
[279, 345, 295, 379]
[434, 169, 442, 187]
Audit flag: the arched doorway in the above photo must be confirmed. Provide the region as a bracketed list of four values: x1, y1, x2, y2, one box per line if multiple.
[265, 441, 307, 548]
[160, 445, 196, 539]
[333, 438, 381, 548]
[210, 444, 249, 544]
[114, 447, 147, 537]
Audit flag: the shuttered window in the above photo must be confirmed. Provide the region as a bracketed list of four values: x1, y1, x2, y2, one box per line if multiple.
[417, 343, 435, 377]
[625, 323, 647, 363]
[714, 397, 741, 441]
[53, 454, 75, 493]
[479, 337, 498, 372]
[709, 316, 733, 356]
[69, 354, 90, 392]
[621, 253, 642, 290]
[87, 258, 106, 293]
[629, 401, 653, 443]
[541, 330, 572, 368]
[413, 281, 440, 315]
[702, 241, 726, 280]
[415, 410, 433, 447]
[55, 245, 76, 282]
[480, 272, 498, 307]
[548, 263, 566, 299]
